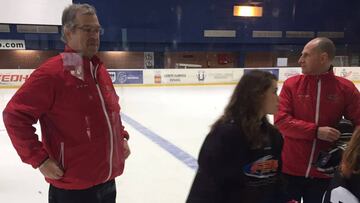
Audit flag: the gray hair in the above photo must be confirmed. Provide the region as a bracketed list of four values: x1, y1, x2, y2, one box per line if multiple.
[315, 37, 336, 60]
[61, 3, 97, 43]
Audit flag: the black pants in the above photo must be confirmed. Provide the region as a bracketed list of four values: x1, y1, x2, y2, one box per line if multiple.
[49, 180, 116, 203]
[282, 173, 330, 203]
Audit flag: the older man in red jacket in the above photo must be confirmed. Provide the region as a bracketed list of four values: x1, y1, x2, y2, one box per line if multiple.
[3, 3, 130, 203]
[275, 37, 360, 203]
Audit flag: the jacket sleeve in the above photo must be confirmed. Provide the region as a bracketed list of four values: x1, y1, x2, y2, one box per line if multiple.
[3, 67, 55, 168]
[274, 80, 317, 141]
[343, 83, 360, 127]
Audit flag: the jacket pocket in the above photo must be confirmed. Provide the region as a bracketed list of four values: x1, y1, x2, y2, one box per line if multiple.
[58, 142, 65, 169]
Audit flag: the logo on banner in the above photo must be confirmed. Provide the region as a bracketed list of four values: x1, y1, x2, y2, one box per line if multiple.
[0, 74, 29, 83]
[154, 71, 161, 83]
[108, 70, 143, 84]
[109, 71, 116, 83]
[0, 40, 26, 50]
[197, 71, 205, 81]
[118, 72, 128, 83]
[340, 68, 352, 78]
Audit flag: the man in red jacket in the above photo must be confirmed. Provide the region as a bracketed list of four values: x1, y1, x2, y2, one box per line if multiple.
[275, 37, 360, 203]
[3, 3, 130, 203]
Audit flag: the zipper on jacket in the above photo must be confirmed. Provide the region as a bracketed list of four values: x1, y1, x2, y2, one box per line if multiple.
[59, 142, 64, 169]
[305, 79, 321, 178]
[90, 62, 114, 181]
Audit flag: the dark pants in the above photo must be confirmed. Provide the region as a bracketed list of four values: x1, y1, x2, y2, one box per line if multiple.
[282, 173, 330, 203]
[49, 180, 116, 203]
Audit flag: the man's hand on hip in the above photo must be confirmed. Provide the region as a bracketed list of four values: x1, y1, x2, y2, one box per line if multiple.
[39, 158, 64, 180]
[123, 139, 131, 159]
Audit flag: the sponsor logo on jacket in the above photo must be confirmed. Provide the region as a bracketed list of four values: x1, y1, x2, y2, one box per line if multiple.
[243, 155, 279, 178]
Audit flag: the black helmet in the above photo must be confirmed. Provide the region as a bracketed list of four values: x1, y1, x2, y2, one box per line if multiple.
[335, 118, 354, 144]
[315, 119, 354, 176]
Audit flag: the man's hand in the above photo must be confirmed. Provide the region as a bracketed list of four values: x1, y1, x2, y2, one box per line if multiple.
[123, 139, 131, 159]
[317, 126, 341, 142]
[39, 158, 64, 180]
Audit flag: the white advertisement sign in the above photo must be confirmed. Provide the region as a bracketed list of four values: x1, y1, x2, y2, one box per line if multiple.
[333, 67, 360, 82]
[0, 40, 26, 50]
[0, 69, 33, 86]
[0, 0, 72, 25]
[2, 67, 360, 88]
[278, 67, 302, 82]
[143, 68, 243, 85]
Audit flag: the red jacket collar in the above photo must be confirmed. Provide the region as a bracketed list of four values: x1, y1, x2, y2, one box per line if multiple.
[304, 66, 335, 80]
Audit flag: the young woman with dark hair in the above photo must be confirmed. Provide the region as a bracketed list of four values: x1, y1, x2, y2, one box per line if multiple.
[186, 70, 284, 203]
[322, 128, 360, 203]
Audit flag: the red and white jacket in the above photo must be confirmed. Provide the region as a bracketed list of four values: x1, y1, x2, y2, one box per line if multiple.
[3, 46, 129, 189]
[275, 69, 360, 178]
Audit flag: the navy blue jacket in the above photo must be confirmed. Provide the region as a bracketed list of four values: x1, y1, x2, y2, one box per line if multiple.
[187, 120, 284, 203]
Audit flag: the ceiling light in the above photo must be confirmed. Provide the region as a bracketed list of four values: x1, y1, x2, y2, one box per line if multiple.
[233, 4, 263, 17]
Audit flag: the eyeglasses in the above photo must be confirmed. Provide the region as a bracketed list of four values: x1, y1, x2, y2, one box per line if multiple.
[75, 25, 104, 35]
